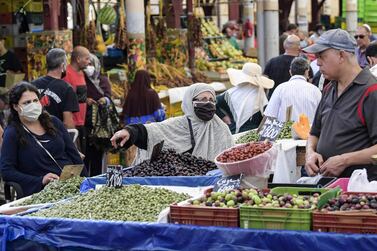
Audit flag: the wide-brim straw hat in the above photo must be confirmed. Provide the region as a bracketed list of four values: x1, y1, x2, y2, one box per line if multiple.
[227, 62, 274, 89]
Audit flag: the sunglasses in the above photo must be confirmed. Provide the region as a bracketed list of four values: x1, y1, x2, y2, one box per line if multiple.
[354, 35, 366, 39]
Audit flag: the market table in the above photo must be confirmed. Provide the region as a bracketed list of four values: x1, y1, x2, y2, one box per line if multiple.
[0, 215, 376, 251]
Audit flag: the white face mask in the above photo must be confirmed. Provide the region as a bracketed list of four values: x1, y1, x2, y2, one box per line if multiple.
[84, 65, 95, 77]
[19, 102, 42, 122]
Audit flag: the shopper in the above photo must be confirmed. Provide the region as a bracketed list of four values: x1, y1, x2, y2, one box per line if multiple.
[216, 62, 273, 134]
[222, 21, 240, 50]
[366, 41, 377, 77]
[111, 83, 234, 162]
[264, 35, 301, 99]
[121, 70, 165, 125]
[309, 24, 325, 43]
[355, 25, 371, 68]
[0, 82, 85, 196]
[84, 53, 112, 176]
[0, 35, 23, 87]
[303, 29, 377, 179]
[32, 48, 79, 129]
[279, 23, 298, 54]
[363, 23, 377, 42]
[264, 57, 321, 123]
[63, 46, 91, 153]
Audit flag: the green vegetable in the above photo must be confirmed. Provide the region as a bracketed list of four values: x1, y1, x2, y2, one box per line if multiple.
[30, 185, 190, 222]
[17, 176, 84, 206]
[277, 121, 294, 140]
[235, 130, 259, 144]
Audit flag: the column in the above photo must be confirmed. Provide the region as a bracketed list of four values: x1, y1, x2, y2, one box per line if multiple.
[256, 0, 265, 67]
[264, 0, 279, 63]
[296, 0, 308, 34]
[346, 0, 358, 36]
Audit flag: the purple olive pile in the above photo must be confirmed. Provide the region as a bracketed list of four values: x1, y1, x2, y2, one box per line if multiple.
[320, 193, 377, 212]
[124, 149, 217, 177]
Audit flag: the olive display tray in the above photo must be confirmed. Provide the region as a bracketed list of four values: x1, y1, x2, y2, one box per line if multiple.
[313, 191, 377, 234]
[170, 204, 239, 227]
[239, 187, 333, 231]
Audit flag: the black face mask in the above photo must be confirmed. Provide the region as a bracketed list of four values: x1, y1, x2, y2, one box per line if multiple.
[193, 101, 216, 121]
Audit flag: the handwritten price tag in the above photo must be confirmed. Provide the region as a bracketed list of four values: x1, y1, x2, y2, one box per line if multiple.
[213, 174, 243, 193]
[106, 165, 123, 188]
[258, 117, 284, 142]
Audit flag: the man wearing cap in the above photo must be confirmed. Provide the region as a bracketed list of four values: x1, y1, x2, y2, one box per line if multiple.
[0, 36, 23, 87]
[216, 62, 273, 134]
[355, 26, 372, 68]
[304, 29, 377, 180]
[264, 57, 321, 123]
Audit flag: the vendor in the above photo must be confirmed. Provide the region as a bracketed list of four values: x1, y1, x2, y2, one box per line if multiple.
[0, 82, 86, 196]
[303, 29, 377, 179]
[111, 83, 234, 162]
[216, 62, 273, 134]
[0, 35, 23, 87]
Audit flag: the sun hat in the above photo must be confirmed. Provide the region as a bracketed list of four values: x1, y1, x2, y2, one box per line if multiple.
[227, 62, 274, 89]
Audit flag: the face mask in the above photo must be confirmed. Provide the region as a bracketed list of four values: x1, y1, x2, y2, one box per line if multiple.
[19, 102, 42, 122]
[300, 40, 308, 49]
[193, 101, 216, 121]
[318, 30, 324, 35]
[84, 65, 95, 77]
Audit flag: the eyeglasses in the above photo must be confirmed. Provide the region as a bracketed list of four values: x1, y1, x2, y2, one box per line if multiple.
[354, 35, 366, 39]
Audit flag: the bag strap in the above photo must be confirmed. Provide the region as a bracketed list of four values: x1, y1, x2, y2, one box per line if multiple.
[187, 118, 196, 152]
[23, 125, 63, 171]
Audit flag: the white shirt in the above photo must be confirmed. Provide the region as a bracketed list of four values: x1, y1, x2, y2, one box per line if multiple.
[310, 59, 319, 76]
[370, 64, 377, 78]
[264, 75, 322, 123]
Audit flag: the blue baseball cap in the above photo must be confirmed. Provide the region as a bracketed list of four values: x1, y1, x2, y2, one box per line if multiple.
[303, 28, 357, 54]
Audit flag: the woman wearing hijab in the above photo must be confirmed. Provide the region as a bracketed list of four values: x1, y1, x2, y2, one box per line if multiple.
[216, 63, 274, 134]
[111, 83, 234, 162]
[84, 53, 112, 176]
[121, 70, 165, 125]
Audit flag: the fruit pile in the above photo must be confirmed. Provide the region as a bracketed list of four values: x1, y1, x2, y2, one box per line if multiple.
[216, 142, 272, 163]
[201, 19, 222, 37]
[195, 57, 258, 74]
[235, 130, 259, 144]
[124, 149, 217, 177]
[190, 188, 320, 209]
[320, 193, 377, 212]
[30, 185, 190, 222]
[277, 121, 294, 140]
[17, 176, 84, 206]
[207, 39, 243, 60]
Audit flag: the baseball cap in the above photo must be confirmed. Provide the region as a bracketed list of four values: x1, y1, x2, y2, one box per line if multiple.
[303, 28, 357, 54]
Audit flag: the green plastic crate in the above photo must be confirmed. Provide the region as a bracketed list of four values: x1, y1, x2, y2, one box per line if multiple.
[239, 187, 336, 231]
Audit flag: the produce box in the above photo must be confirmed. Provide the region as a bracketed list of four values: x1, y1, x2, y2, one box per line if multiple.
[326, 178, 349, 191]
[239, 187, 333, 231]
[313, 191, 377, 234]
[170, 204, 239, 227]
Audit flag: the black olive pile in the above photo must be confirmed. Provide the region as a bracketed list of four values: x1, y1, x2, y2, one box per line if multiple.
[124, 149, 217, 177]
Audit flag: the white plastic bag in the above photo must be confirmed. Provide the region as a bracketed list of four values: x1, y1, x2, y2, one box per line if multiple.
[348, 169, 377, 192]
[296, 174, 323, 185]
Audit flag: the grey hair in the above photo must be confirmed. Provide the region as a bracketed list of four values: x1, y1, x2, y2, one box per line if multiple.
[46, 48, 67, 71]
[283, 35, 300, 50]
[290, 57, 309, 76]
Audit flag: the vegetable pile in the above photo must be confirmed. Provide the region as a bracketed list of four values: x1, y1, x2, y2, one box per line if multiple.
[216, 142, 272, 163]
[124, 149, 217, 177]
[30, 185, 190, 222]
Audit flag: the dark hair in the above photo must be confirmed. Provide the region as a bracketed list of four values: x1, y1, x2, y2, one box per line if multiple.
[8, 82, 56, 146]
[287, 23, 298, 31]
[366, 41, 377, 58]
[290, 57, 309, 76]
[315, 24, 324, 32]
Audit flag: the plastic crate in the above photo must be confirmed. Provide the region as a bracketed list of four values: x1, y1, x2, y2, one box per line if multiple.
[326, 178, 349, 191]
[170, 204, 239, 227]
[269, 177, 337, 189]
[312, 211, 377, 234]
[239, 187, 331, 231]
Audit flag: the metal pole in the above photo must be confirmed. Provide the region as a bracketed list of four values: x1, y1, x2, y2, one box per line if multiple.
[296, 0, 308, 34]
[187, 0, 195, 72]
[346, 0, 358, 36]
[243, 0, 255, 54]
[263, 0, 279, 63]
[256, 0, 265, 68]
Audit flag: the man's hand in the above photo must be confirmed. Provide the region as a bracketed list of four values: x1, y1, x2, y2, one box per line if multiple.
[320, 155, 347, 177]
[86, 98, 97, 106]
[305, 152, 324, 176]
[42, 173, 59, 185]
[222, 115, 232, 125]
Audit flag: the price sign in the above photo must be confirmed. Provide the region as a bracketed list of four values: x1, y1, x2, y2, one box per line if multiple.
[106, 165, 123, 188]
[258, 117, 285, 141]
[213, 174, 243, 193]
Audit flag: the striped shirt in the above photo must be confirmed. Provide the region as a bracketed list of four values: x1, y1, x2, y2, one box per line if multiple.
[264, 75, 322, 123]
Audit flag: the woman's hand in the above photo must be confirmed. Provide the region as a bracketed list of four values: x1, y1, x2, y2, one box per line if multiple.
[110, 129, 130, 148]
[42, 173, 59, 185]
[86, 98, 97, 106]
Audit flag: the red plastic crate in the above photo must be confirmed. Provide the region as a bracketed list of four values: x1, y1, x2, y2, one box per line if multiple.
[312, 211, 377, 234]
[170, 204, 239, 227]
[326, 178, 349, 191]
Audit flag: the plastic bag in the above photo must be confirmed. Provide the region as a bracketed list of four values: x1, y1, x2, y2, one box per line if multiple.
[348, 169, 377, 192]
[296, 174, 323, 185]
[215, 143, 278, 177]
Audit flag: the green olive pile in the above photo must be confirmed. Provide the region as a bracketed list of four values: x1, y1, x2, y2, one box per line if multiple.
[235, 130, 259, 144]
[277, 121, 294, 140]
[17, 176, 84, 206]
[124, 149, 217, 177]
[30, 185, 190, 222]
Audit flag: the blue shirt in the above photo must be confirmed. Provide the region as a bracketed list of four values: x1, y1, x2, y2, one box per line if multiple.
[124, 108, 166, 125]
[0, 116, 83, 196]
